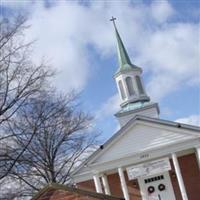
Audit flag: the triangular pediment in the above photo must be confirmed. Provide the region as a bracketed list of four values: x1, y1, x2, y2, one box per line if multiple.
[72, 117, 200, 180]
[91, 120, 197, 164]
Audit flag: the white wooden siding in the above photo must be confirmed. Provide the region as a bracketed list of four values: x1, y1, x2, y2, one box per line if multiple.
[118, 107, 158, 127]
[94, 123, 194, 163]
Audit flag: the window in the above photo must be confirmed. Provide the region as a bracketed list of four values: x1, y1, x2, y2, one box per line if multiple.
[135, 76, 144, 94]
[126, 77, 135, 96]
[144, 175, 164, 184]
[118, 80, 126, 100]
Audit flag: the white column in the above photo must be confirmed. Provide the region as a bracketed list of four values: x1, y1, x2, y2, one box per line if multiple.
[101, 174, 111, 195]
[172, 153, 188, 200]
[93, 174, 103, 193]
[118, 167, 130, 200]
[195, 147, 200, 168]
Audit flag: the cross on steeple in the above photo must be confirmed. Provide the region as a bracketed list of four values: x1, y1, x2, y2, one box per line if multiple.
[110, 16, 117, 28]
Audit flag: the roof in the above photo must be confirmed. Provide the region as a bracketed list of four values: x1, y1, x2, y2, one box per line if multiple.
[112, 20, 141, 75]
[72, 115, 200, 177]
[32, 183, 124, 200]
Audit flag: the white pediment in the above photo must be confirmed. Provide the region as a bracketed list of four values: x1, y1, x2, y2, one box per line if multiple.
[92, 121, 196, 164]
[72, 117, 200, 182]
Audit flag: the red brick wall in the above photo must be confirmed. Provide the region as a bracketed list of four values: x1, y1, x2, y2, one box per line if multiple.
[125, 171, 142, 200]
[77, 179, 96, 192]
[77, 153, 200, 200]
[180, 153, 200, 200]
[170, 153, 200, 200]
[77, 173, 142, 200]
[107, 173, 123, 197]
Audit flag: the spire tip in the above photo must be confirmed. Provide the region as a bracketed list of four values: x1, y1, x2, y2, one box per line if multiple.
[110, 16, 117, 28]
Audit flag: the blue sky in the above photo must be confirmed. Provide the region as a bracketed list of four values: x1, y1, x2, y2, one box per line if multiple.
[1, 0, 200, 141]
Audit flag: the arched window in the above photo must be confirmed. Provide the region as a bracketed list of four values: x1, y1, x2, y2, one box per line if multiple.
[135, 76, 144, 94]
[118, 80, 126, 100]
[126, 77, 135, 96]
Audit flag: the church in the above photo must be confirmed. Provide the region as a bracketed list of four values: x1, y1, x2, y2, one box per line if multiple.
[71, 19, 200, 200]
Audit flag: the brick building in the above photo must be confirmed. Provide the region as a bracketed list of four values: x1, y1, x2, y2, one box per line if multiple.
[32, 183, 124, 200]
[71, 19, 200, 200]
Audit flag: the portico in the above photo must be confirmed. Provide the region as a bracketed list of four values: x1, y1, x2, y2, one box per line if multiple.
[90, 146, 200, 200]
[73, 116, 200, 199]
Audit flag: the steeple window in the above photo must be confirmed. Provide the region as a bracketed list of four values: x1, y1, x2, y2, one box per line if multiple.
[126, 77, 135, 96]
[136, 76, 144, 94]
[118, 80, 126, 100]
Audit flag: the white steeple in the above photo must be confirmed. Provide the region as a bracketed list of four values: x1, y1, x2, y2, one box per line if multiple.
[110, 17, 160, 127]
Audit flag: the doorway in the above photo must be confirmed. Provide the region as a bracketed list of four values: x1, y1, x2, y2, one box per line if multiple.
[138, 172, 176, 200]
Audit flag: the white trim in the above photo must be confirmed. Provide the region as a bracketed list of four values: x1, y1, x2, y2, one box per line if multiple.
[172, 153, 188, 200]
[166, 171, 176, 200]
[73, 139, 199, 182]
[90, 138, 198, 171]
[101, 174, 111, 195]
[87, 121, 200, 167]
[118, 167, 130, 200]
[137, 120, 200, 137]
[93, 174, 102, 193]
[195, 146, 200, 168]
[137, 177, 146, 200]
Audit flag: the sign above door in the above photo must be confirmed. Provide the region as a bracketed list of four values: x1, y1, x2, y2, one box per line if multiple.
[126, 157, 171, 180]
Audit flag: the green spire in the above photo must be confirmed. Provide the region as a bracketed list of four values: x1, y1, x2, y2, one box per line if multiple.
[110, 17, 139, 74]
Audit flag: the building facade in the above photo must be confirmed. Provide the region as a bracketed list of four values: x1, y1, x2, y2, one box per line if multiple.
[71, 19, 200, 200]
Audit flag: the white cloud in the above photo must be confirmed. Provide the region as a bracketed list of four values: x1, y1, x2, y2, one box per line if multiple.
[23, 1, 124, 92]
[25, 2, 95, 92]
[176, 115, 200, 126]
[5, 0, 198, 100]
[1, 0, 31, 8]
[151, 1, 175, 23]
[96, 93, 121, 120]
[139, 23, 199, 100]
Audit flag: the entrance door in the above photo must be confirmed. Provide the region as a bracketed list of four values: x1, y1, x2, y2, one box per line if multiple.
[138, 172, 176, 200]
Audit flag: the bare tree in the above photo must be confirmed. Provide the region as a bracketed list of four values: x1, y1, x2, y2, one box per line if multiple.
[0, 15, 52, 126]
[7, 91, 98, 198]
[0, 15, 98, 199]
[0, 15, 53, 179]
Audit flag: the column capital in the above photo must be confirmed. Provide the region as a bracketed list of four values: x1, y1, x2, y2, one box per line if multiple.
[92, 170, 100, 175]
[118, 166, 124, 170]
